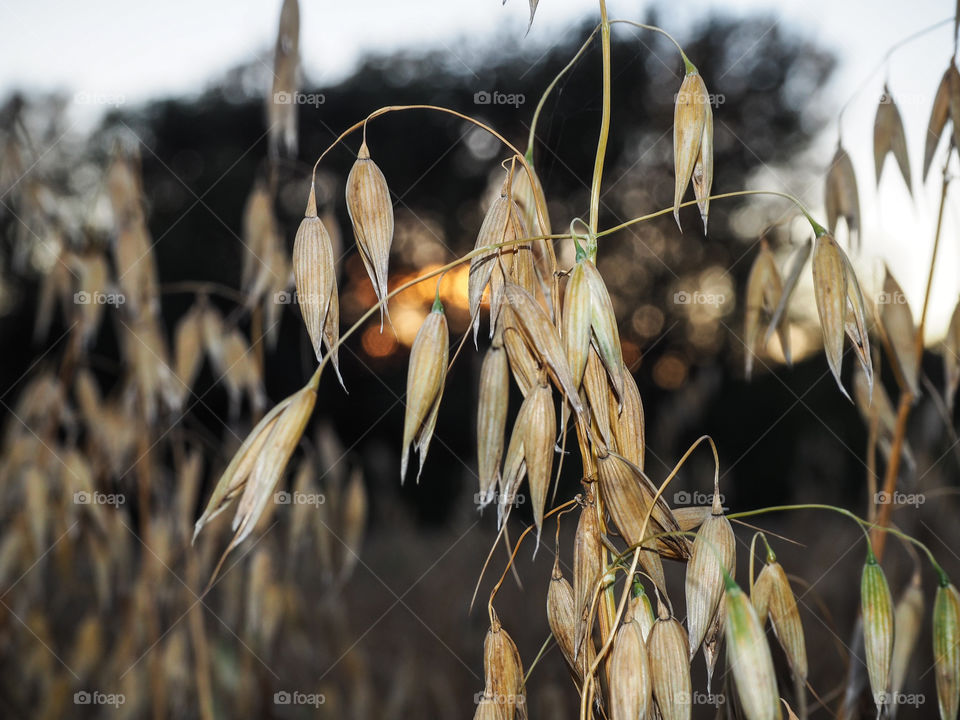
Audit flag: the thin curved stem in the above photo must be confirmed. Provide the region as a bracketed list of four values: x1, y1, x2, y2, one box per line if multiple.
[610, 20, 694, 71]
[587, 0, 611, 240]
[310, 104, 551, 244]
[526, 25, 601, 159]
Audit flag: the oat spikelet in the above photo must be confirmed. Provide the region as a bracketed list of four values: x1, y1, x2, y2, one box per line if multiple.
[648, 610, 691, 720]
[269, 0, 299, 157]
[744, 241, 785, 380]
[477, 342, 509, 508]
[503, 282, 584, 416]
[547, 557, 595, 683]
[811, 232, 872, 400]
[724, 576, 781, 720]
[825, 144, 861, 249]
[573, 499, 603, 661]
[692, 93, 714, 233]
[400, 300, 448, 483]
[890, 571, 924, 709]
[874, 86, 912, 194]
[673, 67, 710, 231]
[484, 609, 526, 720]
[685, 491, 735, 659]
[934, 582, 960, 720]
[610, 618, 652, 720]
[924, 61, 960, 181]
[292, 184, 337, 364]
[877, 266, 918, 397]
[861, 550, 895, 710]
[609, 364, 645, 469]
[562, 260, 592, 388]
[755, 552, 808, 685]
[346, 141, 394, 329]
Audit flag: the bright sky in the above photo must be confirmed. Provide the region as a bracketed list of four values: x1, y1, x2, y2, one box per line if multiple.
[1, 0, 956, 337]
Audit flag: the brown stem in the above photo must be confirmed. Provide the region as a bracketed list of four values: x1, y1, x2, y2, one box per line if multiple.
[871, 154, 950, 559]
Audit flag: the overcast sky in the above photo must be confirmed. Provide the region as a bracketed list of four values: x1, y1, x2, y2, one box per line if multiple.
[2, 0, 957, 334]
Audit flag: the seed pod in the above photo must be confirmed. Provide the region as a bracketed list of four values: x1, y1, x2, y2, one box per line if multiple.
[764, 237, 811, 351]
[629, 583, 656, 642]
[934, 582, 960, 720]
[339, 467, 367, 585]
[581, 259, 624, 399]
[724, 577, 781, 720]
[610, 619, 652, 720]
[192, 386, 310, 543]
[861, 551, 895, 710]
[500, 306, 538, 396]
[924, 61, 960, 181]
[582, 348, 613, 450]
[346, 141, 394, 328]
[692, 95, 714, 233]
[547, 558, 595, 683]
[503, 283, 584, 416]
[511, 163, 556, 310]
[756, 555, 808, 684]
[477, 344, 510, 508]
[811, 232, 872, 400]
[470, 175, 526, 343]
[703, 597, 726, 693]
[596, 452, 689, 562]
[268, 0, 299, 157]
[744, 241, 785, 380]
[498, 377, 555, 539]
[944, 298, 960, 411]
[562, 261, 592, 388]
[400, 301, 449, 483]
[877, 266, 918, 397]
[484, 609, 525, 720]
[673, 68, 710, 230]
[686, 492, 735, 659]
[322, 273, 344, 387]
[874, 86, 912, 194]
[173, 304, 203, 406]
[825, 144, 861, 249]
[648, 612, 691, 720]
[890, 572, 924, 707]
[609, 364, 645, 470]
[573, 500, 603, 660]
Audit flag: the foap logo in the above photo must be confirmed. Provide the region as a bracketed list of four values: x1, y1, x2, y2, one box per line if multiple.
[677, 690, 725, 706]
[876, 290, 908, 305]
[74, 491, 125, 507]
[74, 290, 125, 306]
[673, 290, 725, 307]
[274, 490, 325, 507]
[876, 691, 925, 708]
[473, 90, 526, 108]
[273, 690, 325, 707]
[674, 91, 725, 108]
[474, 489, 526, 508]
[74, 690, 126, 707]
[875, 491, 925, 507]
[473, 691, 527, 707]
[74, 91, 126, 107]
[273, 91, 325, 107]
[673, 490, 724, 507]
[274, 290, 298, 305]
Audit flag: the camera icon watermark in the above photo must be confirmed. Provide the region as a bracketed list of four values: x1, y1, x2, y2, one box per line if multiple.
[74, 491, 125, 507]
[875, 691, 924, 707]
[74, 91, 126, 108]
[674, 91, 725, 108]
[874, 491, 924, 507]
[274, 491, 325, 507]
[673, 490, 724, 507]
[273, 91, 325, 107]
[473, 691, 526, 706]
[673, 290, 725, 307]
[474, 490, 526, 508]
[74, 290, 125, 306]
[273, 690, 325, 707]
[473, 90, 526, 108]
[74, 690, 125, 707]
